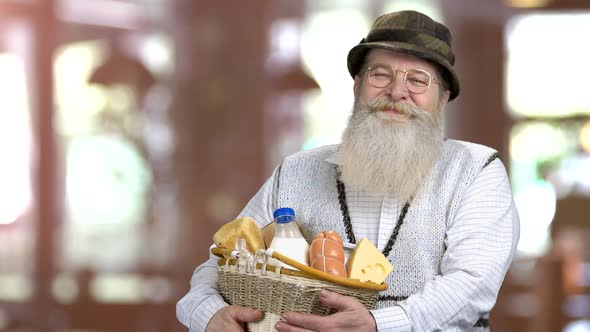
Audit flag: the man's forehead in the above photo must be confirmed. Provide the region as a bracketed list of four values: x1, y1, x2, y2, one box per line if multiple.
[366, 49, 436, 71]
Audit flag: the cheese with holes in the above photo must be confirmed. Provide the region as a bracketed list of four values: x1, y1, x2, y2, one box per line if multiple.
[346, 237, 393, 284]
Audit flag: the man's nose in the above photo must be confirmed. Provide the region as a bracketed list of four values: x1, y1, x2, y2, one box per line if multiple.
[386, 74, 409, 101]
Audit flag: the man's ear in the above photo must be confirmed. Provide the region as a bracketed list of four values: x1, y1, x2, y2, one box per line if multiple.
[440, 89, 451, 109]
[353, 75, 361, 98]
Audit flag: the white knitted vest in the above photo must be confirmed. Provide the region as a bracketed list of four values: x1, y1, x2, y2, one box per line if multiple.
[276, 139, 496, 330]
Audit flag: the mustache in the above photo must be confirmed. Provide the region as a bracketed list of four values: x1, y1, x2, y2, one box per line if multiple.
[363, 97, 430, 120]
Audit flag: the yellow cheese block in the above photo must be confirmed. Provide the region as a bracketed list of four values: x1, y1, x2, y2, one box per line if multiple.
[213, 217, 265, 253]
[346, 237, 393, 284]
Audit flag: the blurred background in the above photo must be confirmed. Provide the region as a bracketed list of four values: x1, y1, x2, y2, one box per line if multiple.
[0, 0, 588, 331]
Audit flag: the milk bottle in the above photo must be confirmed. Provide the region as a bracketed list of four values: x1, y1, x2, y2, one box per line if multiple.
[269, 208, 309, 269]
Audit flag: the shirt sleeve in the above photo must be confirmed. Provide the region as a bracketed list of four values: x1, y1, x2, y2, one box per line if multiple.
[176, 252, 229, 331]
[371, 306, 411, 331]
[176, 167, 280, 330]
[371, 158, 520, 331]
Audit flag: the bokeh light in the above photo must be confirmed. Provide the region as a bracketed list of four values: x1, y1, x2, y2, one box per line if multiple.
[0, 54, 31, 225]
[506, 13, 590, 117]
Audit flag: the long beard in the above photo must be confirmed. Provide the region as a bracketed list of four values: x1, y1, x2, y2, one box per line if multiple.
[337, 97, 444, 201]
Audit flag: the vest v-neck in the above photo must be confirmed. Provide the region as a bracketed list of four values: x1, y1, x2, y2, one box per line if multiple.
[336, 176, 410, 257]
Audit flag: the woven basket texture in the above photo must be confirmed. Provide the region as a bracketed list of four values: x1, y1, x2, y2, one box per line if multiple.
[218, 263, 379, 332]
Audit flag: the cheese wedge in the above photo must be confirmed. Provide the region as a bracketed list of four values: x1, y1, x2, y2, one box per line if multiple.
[346, 237, 393, 284]
[213, 217, 265, 253]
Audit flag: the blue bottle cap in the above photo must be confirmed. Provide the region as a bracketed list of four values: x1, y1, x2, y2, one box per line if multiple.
[273, 207, 295, 223]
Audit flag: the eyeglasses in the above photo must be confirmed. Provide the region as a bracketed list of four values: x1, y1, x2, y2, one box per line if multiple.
[365, 64, 442, 94]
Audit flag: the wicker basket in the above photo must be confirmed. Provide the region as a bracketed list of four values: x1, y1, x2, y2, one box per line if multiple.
[212, 248, 386, 332]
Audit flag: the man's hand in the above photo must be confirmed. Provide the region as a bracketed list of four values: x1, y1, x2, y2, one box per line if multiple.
[275, 290, 377, 332]
[206, 305, 263, 332]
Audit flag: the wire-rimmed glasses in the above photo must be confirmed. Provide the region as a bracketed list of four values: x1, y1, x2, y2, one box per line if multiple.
[365, 64, 441, 94]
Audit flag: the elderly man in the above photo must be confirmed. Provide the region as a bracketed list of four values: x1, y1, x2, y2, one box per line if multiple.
[177, 10, 519, 332]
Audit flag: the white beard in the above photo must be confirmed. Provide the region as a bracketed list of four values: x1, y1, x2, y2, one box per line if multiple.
[337, 97, 444, 201]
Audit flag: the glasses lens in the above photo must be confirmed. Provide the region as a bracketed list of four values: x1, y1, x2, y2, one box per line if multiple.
[368, 66, 393, 88]
[405, 69, 431, 93]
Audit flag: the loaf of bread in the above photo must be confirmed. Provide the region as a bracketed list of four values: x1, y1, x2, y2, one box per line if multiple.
[213, 217, 265, 253]
[309, 230, 346, 277]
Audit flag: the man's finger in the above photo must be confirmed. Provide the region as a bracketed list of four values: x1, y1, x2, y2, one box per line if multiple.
[275, 320, 315, 332]
[319, 290, 358, 311]
[280, 311, 323, 331]
[233, 306, 264, 323]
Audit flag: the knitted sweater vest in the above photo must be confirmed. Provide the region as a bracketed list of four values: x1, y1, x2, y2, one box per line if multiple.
[276, 140, 497, 328]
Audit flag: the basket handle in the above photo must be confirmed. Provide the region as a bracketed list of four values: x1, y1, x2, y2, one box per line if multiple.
[211, 247, 387, 291]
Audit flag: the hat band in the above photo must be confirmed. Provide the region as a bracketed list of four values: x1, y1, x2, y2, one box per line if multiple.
[363, 29, 453, 62]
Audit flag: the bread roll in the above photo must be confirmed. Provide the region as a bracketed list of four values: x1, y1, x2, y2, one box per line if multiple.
[213, 217, 265, 253]
[309, 231, 346, 277]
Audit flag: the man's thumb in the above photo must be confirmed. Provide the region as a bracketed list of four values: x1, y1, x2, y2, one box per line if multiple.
[233, 307, 264, 323]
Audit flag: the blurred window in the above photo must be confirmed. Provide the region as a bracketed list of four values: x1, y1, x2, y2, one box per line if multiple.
[506, 13, 590, 256]
[0, 18, 34, 303]
[54, 40, 153, 277]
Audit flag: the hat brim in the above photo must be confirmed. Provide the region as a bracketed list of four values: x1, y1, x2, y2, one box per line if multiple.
[347, 41, 460, 101]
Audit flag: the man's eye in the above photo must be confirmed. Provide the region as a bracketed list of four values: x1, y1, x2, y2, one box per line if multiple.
[408, 78, 428, 86]
[372, 73, 391, 79]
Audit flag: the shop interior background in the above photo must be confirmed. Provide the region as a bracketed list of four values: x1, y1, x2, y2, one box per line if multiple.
[0, 0, 588, 331]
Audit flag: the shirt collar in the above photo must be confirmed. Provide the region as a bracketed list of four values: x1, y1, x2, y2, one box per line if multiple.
[325, 147, 342, 166]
